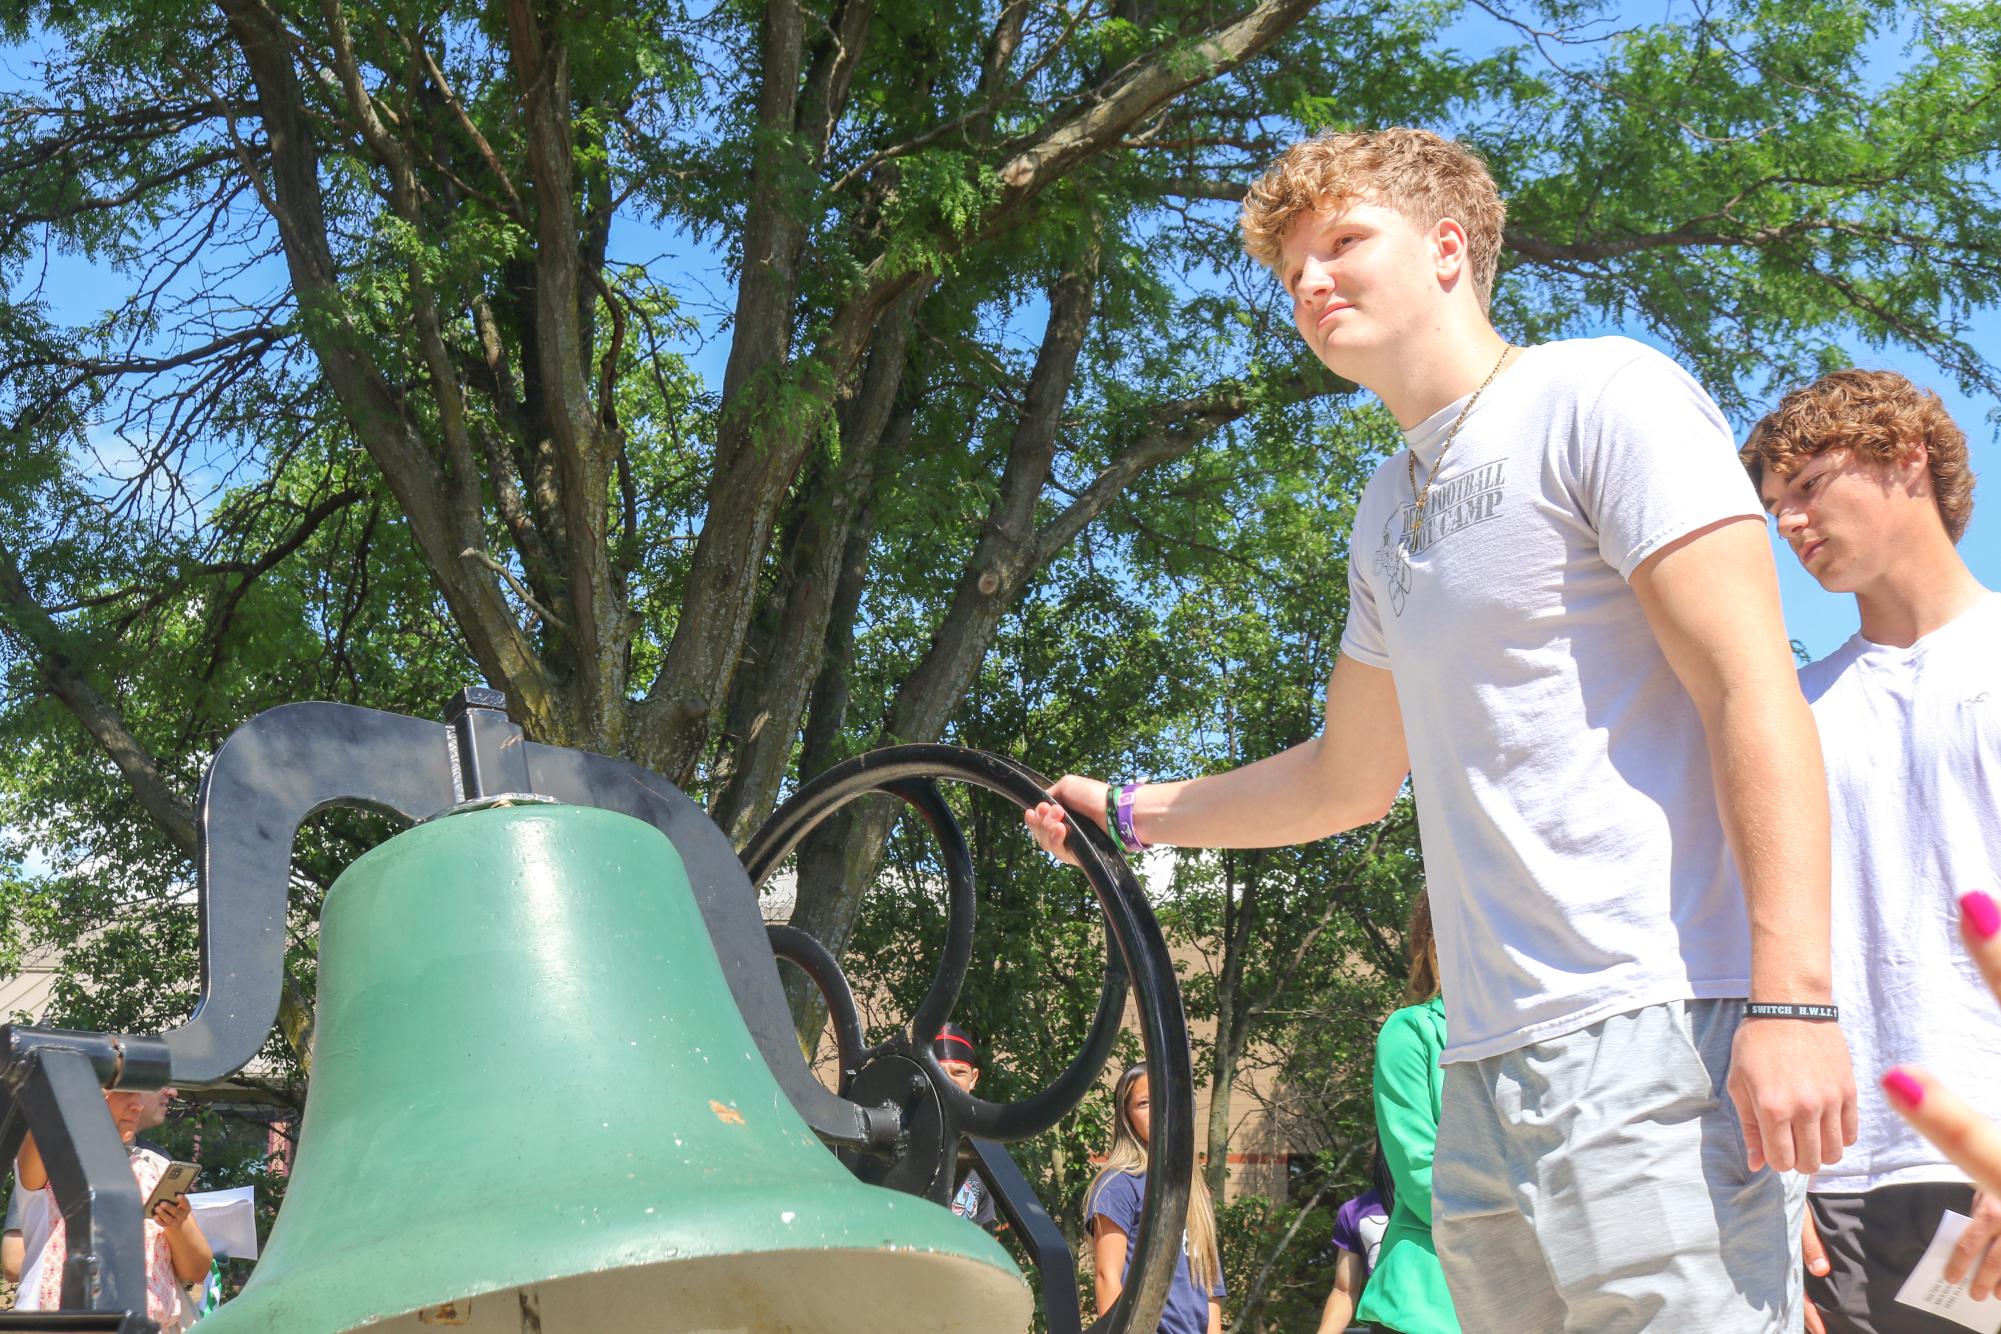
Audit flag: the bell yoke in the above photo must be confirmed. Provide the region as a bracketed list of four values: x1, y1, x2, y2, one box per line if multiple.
[0, 689, 1193, 1334]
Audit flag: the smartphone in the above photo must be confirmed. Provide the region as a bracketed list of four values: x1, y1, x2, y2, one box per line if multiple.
[142, 1161, 199, 1214]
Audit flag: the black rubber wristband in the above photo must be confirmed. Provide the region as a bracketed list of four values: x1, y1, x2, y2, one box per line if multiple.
[1742, 1002, 1839, 1021]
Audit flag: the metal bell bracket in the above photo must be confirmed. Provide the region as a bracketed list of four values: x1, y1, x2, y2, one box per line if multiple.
[743, 745, 1195, 1334]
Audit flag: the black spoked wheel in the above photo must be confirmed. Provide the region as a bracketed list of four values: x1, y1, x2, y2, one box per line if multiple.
[741, 743, 1192, 1334]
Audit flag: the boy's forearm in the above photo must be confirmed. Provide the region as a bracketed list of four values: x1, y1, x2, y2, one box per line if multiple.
[1709, 686, 1833, 1000]
[1040, 655, 1406, 856]
[1137, 733, 1404, 849]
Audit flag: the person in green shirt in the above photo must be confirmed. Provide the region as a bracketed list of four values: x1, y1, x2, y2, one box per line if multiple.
[1357, 892, 1460, 1334]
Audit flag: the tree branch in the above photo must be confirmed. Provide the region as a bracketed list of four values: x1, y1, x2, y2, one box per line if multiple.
[1506, 217, 2001, 264]
[1250, 836, 1380, 1019]
[1236, 1172, 1340, 1323]
[0, 542, 197, 857]
[990, 0, 1313, 216]
[1158, 175, 1250, 202]
[460, 548, 572, 633]
[413, 37, 526, 220]
[827, 0, 1087, 195]
[1033, 396, 1246, 566]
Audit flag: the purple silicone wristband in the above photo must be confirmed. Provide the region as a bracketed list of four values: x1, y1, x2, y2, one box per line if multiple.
[1115, 781, 1145, 853]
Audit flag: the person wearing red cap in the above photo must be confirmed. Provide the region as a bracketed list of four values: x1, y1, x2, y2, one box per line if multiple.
[934, 1024, 998, 1232]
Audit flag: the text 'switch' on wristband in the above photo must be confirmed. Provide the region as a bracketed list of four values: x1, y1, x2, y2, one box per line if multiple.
[1741, 1002, 1840, 1021]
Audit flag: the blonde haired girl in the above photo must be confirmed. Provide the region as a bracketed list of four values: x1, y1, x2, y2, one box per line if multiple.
[1084, 1063, 1223, 1333]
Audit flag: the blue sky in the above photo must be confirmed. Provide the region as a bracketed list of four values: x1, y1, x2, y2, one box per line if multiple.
[8, 4, 1996, 665]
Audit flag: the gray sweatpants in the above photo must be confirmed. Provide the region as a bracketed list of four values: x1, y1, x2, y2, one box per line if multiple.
[1433, 998, 1806, 1332]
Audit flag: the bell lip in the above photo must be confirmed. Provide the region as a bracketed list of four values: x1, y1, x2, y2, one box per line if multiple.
[207, 1242, 1031, 1333]
[207, 1177, 1025, 1334]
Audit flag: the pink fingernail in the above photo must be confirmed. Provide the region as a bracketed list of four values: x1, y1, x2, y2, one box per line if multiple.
[1882, 1068, 1925, 1110]
[1963, 891, 2001, 941]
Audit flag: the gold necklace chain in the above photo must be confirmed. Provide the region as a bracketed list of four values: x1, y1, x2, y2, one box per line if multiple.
[1405, 343, 1514, 548]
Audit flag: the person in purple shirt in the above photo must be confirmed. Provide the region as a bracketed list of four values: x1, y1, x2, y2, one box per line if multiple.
[1319, 1152, 1393, 1332]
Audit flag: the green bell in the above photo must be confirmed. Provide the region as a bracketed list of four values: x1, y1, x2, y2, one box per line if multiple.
[200, 804, 1028, 1333]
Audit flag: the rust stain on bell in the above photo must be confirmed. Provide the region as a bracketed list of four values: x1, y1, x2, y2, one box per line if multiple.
[417, 1299, 472, 1325]
[709, 1099, 746, 1125]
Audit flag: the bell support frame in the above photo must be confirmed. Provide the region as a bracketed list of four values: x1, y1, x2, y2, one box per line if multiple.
[742, 744, 1195, 1334]
[0, 696, 1193, 1333]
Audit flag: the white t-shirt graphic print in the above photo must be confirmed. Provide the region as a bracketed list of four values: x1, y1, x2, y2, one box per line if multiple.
[1340, 337, 1766, 1063]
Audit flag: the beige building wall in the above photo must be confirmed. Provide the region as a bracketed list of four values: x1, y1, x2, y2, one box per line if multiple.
[0, 942, 61, 1024]
[1161, 940, 1309, 1204]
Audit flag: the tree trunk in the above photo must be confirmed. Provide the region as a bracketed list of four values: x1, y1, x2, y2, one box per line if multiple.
[1206, 843, 1257, 1200]
[709, 287, 923, 843]
[783, 236, 1098, 1033]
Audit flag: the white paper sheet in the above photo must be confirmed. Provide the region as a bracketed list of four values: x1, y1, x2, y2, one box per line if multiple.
[1894, 1210, 2001, 1333]
[187, 1185, 258, 1261]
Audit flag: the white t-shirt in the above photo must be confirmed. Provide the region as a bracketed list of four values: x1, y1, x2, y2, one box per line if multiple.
[1801, 593, 2001, 1194]
[1340, 336, 1763, 1063]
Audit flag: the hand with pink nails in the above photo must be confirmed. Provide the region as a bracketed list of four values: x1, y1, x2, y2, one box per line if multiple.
[1883, 891, 2001, 1199]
